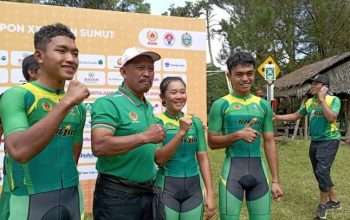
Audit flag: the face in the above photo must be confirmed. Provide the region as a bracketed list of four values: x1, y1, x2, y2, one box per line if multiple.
[161, 80, 187, 114]
[228, 64, 255, 95]
[35, 36, 79, 82]
[121, 55, 155, 96]
[310, 81, 323, 95]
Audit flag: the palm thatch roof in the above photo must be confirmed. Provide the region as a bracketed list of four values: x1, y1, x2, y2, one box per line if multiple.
[275, 52, 350, 98]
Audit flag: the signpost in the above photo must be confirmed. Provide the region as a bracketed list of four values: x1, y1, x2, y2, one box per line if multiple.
[257, 55, 281, 102]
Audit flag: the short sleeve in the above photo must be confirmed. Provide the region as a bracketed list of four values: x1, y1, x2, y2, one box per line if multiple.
[0, 87, 30, 137]
[208, 98, 227, 133]
[91, 97, 119, 132]
[193, 117, 207, 152]
[261, 99, 274, 133]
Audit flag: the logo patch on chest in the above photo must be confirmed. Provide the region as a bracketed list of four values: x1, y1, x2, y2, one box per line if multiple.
[233, 104, 241, 110]
[129, 112, 138, 121]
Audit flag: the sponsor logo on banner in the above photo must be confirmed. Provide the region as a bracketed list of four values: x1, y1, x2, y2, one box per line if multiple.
[79, 149, 97, 163]
[162, 73, 187, 83]
[83, 133, 91, 147]
[139, 28, 206, 51]
[11, 69, 26, 84]
[147, 30, 159, 45]
[79, 54, 105, 69]
[77, 71, 105, 85]
[163, 32, 175, 46]
[107, 72, 124, 85]
[0, 68, 9, 83]
[107, 56, 122, 69]
[181, 32, 192, 47]
[0, 50, 8, 65]
[153, 73, 161, 86]
[162, 58, 187, 72]
[84, 116, 91, 131]
[11, 51, 32, 66]
[77, 165, 98, 180]
[89, 88, 115, 98]
[145, 89, 160, 99]
[151, 101, 162, 114]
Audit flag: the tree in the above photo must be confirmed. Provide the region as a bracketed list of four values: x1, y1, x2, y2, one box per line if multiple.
[164, 0, 218, 66]
[214, 0, 350, 75]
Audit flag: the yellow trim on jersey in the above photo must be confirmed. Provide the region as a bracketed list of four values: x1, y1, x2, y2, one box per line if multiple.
[222, 94, 262, 114]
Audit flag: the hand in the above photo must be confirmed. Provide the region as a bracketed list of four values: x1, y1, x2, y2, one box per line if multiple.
[317, 86, 328, 102]
[179, 117, 192, 134]
[63, 80, 90, 106]
[204, 194, 216, 220]
[239, 120, 259, 143]
[272, 112, 276, 121]
[271, 182, 283, 201]
[144, 124, 165, 143]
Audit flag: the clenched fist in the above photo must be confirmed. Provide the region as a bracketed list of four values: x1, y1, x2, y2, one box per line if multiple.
[63, 80, 90, 106]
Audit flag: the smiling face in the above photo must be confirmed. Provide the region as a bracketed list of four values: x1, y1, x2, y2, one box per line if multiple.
[161, 80, 187, 116]
[35, 36, 79, 83]
[120, 55, 155, 99]
[228, 64, 255, 96]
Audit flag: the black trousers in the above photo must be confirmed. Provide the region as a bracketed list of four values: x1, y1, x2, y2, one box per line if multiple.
[93, 174, 154, 220]
[309, 140, 339, 192]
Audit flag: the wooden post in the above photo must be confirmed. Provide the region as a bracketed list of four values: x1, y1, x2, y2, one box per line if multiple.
[304, 114, 308, 139]
[292, 97, 306, 140]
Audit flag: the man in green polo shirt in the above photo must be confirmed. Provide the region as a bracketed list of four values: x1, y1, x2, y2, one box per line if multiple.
[0, 23, 90, 220]
[274, 74, 341, 219]
[91, 47, 166, 220]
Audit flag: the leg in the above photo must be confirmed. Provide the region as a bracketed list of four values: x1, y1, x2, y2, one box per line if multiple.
[220, 158, 244, 220]
[245, 158, 270, 220]
[8, 194, 29, 220]
[179, 175, 204, 220]
[93, 175, 143, 220]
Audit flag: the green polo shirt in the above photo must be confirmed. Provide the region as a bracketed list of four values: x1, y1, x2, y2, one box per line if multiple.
[298, 95, 341, 141]
[155, 112, 207, 177]
[208, 92, 273, 158]
[0, 81, 86, 195]
[91, 85, 157, 183]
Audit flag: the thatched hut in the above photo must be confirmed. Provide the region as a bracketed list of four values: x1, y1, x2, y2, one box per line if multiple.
[274, 51, 350, 138]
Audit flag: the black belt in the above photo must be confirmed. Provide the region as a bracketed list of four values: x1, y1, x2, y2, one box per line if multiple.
[98, 173, 154, 195]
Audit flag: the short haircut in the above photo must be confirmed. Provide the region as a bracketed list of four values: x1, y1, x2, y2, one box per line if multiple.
[160, 77, 186, 106]
[22, 54, 39, 81]
[34, 23, 75, 51]
[226, 51, 255, 72]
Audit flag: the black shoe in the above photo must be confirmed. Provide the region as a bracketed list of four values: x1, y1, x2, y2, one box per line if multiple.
[315, 204, 327, 219]
[326, 200, 341, 210]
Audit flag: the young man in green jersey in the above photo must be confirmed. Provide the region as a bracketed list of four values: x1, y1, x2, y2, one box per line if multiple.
[0, 23, 89, 220]
[91, 46, 166, 220]
[274, 74, 341, 219]
[208, 51, 283, 220]
[0, 53, 40, 220]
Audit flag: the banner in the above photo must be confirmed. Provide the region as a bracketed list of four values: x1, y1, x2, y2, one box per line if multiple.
[0, 1, 207, 212]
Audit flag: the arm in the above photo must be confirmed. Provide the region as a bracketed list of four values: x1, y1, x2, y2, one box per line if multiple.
[155, 117, 192, 165]
[273, 112, 303, 121]
[197, 152, 216, 219]
[263, 132, 283, 200]
[3, 81, 89, 164]
[318, 87, 339, 123]
[92, 124, 165, 157]
[208, 120, 259, 149]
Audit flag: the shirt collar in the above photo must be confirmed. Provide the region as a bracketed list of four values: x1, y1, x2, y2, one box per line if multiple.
[118, 85, 147, 107]
[32, 81, 65, 95]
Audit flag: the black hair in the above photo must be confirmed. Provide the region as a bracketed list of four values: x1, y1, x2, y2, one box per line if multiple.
[159, 77, 186, 106]
[34, 23, 75, 51]
[22, 54, 39, 81]
[226, 51, 255, 73]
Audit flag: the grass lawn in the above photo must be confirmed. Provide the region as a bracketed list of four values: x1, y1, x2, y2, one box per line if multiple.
[85, 138, 350, 220]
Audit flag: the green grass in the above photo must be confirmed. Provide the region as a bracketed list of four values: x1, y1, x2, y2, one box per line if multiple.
[85, 139, 350, 220]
